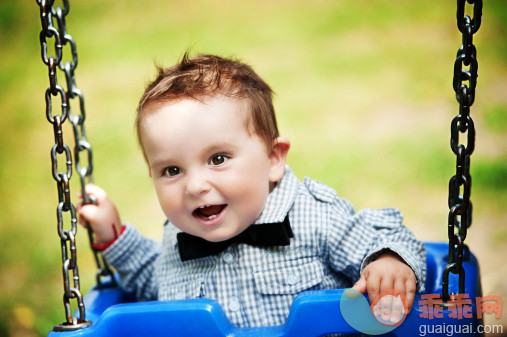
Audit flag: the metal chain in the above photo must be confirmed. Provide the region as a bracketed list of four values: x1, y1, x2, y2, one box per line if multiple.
[52, 1, 117, 290]
[35, 0, 115, 331]
[442, 0, 482, 302]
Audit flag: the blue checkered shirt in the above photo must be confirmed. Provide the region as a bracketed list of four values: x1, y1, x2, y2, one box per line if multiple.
[103, 166, 426, 328]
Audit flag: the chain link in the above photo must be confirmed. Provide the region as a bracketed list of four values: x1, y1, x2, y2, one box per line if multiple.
[442, 0, 482, 302]
[35, 0, 115, 331]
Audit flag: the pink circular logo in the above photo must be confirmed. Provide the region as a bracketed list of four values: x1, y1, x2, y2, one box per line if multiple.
[370, 289, 409, 327]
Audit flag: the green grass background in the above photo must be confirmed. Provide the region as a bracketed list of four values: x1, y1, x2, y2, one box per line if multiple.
[0, 0, 506, 336]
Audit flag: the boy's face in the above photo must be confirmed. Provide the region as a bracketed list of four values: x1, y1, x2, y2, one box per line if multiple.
[140, 95, 289, 242]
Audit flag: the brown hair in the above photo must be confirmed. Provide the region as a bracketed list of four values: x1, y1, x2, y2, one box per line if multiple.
[136, 53, 279, 161]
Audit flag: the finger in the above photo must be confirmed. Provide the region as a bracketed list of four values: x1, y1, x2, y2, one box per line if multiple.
[77, 204, 98, 223]
[76, 199, 83, 210]
[365, 272, 381, 305]
[81, 184, 108, 203]
[78, 215, 88, 227]
[379, 274, 394, 308]
[377, 274, 395, 321]
[391, 278, 406, 321]
[352, 273, 367, 294]
[390, 306, 403, 324]
[76, 201, 94, 230]
[405, 278, 416, 311]
[393, 277, 406, 295]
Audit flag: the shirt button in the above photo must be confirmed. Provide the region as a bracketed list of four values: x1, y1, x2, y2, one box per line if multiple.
[222, 252, 234, 264]
[286, 272, 300, 286]
[228, 297, 241, 312]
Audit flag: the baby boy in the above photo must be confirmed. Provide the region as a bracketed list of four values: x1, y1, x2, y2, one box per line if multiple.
[78, 54, 426, 328]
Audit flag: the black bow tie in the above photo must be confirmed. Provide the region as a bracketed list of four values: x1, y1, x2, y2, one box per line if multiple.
[177, 215, 293, 262]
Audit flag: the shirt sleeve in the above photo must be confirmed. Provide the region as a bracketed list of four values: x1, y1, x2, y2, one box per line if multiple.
[102, 222, 161, 301]
[324, 197, 427, 293]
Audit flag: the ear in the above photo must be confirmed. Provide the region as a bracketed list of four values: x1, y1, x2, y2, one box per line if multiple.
[268, 137, 290, 183]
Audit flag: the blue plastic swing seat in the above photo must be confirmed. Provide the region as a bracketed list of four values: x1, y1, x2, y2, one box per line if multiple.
[48, 242, 483, 336]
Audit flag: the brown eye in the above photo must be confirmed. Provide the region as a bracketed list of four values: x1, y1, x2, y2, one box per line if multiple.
[210, 155, 228, 166]
[163, 166, 181, 177]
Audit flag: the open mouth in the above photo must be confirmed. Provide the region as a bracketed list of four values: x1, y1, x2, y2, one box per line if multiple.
[192, 204, 227, 221]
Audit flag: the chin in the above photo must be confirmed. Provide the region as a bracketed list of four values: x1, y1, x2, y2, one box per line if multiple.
[202, 233, 234, 243]
[202, 227, 243, 243]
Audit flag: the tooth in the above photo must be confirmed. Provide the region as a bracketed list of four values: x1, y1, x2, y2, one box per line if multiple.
[208, 215, 217, 220]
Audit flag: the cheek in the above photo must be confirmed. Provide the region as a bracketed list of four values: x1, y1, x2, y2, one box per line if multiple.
[233, 152, 272, 186]
[153, 181, 182, 216]
[229, 175, 269, 223]
[223, 165, 270, 200]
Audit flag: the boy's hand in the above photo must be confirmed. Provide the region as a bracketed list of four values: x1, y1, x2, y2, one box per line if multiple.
[76, 184, 122, 245]
[352, 251, 416, 320]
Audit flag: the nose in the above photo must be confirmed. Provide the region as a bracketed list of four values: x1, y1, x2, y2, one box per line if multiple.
[185, 170, 211, 196]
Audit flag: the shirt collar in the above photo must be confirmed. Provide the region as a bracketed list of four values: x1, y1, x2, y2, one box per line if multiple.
[253, 165, 299, 225]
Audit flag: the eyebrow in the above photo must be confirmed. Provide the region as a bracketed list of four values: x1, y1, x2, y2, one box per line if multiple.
[203, 141, 240, 154]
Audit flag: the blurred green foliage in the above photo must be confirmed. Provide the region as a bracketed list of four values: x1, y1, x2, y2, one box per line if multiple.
[0, 0, 505, 335]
